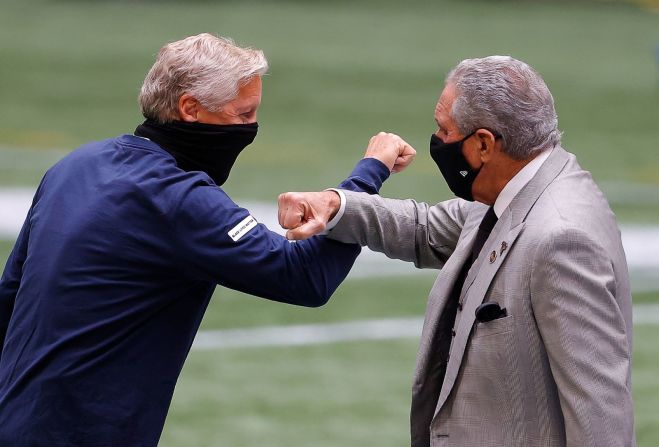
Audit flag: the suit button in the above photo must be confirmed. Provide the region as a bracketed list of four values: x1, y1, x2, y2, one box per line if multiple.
[458, 302, 463, 311]
[451, 329, 456, 337]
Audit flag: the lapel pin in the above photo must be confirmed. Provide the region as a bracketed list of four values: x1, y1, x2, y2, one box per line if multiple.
[500, 241, 508, 255]
[489, 250, 497, 263]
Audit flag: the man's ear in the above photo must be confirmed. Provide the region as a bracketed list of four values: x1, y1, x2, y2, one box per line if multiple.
[475, 128, 498, 163]
[177, 94, 199, 122]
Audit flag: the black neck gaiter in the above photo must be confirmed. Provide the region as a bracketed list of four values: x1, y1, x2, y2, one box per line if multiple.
[135, 119, 258, 186]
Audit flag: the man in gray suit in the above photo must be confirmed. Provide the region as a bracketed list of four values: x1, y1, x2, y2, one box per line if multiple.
[278, 56, 635, 446]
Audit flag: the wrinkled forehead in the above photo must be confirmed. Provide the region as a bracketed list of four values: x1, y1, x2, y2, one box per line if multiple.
[434, 83, 457, 125]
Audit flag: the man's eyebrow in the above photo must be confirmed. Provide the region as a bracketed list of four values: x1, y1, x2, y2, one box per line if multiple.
[237, 103, 258, 113]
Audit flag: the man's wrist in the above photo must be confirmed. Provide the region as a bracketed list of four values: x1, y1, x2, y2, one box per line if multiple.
[339, 158, 391, 194]
[363, 154, 393, 172]
[323, 188, 346, 232]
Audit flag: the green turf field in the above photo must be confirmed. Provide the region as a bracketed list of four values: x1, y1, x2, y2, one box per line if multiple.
[1, 0, 658, 445]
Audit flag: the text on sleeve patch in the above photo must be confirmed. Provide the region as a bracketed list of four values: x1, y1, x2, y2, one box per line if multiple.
[228, 215, 258, 242]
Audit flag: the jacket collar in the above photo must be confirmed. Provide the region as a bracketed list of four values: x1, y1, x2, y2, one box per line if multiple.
[504, 145, 571, 227]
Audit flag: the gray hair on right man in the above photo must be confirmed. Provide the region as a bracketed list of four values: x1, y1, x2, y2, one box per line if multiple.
[446, 55, 561, 160]
[139, 33, 268, 123]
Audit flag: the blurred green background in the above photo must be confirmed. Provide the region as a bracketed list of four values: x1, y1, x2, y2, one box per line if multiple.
[0, 0, 658, 445]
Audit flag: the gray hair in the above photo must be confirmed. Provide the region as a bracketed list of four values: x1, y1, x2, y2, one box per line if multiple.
[446, 56, 561, 160]
[139, 33, 268, 123]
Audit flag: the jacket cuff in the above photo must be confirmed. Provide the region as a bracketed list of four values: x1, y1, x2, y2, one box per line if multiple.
[338, 157, 391, 194]
[322, 188, 347, 232]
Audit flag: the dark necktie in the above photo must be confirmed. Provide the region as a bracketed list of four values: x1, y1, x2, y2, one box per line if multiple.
[444, 206, 498, 375]
[470, 206, 498, 265]
[414, 207, 498, 440]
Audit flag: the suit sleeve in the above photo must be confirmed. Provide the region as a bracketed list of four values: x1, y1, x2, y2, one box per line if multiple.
[530, 226, 634, 447]
[326, 191, 470, 269]
[172, 158, 390, 307]
[0, 211, 31, 357]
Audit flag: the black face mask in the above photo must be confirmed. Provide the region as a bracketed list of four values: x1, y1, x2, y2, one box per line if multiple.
[429, 132, 480, 201]
[134, 119, 258, 186]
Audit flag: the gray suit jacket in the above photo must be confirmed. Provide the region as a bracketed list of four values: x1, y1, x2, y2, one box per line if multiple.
[329, 146, 635, 446]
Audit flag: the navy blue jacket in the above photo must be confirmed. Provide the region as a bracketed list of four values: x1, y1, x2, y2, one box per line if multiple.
[0, 134, 389, 446]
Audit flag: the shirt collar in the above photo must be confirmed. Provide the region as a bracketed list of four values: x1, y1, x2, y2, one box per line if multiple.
[493, 147, 553, 218]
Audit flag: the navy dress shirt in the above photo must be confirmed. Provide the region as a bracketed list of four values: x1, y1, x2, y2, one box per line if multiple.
[0, 134, 389, 446]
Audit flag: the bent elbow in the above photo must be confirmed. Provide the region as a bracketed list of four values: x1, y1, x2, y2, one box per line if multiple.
[305, 290, 332, 308]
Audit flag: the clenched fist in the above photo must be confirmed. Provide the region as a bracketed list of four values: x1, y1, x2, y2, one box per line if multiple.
[278, 190, 341, 240]
[364, 132, 416, 173]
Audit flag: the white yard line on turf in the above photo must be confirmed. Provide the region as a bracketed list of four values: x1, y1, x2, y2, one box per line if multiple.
[192, 317, 424, 350]
[191, 303, 659, 350]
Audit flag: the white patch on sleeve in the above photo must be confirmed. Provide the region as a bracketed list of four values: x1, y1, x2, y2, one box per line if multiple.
[228, 215, 258, 242]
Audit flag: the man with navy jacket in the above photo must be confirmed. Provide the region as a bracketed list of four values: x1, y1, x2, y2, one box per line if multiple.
[0, 33, 414, 446]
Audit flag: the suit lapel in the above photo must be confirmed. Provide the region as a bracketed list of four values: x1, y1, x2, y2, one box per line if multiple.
[415, 223, 479, 373]
[432, 215, 524, 416]
[431, 146, 572, 419]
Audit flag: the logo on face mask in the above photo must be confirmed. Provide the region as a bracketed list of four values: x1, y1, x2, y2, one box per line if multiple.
[459, 170, 468, 177]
